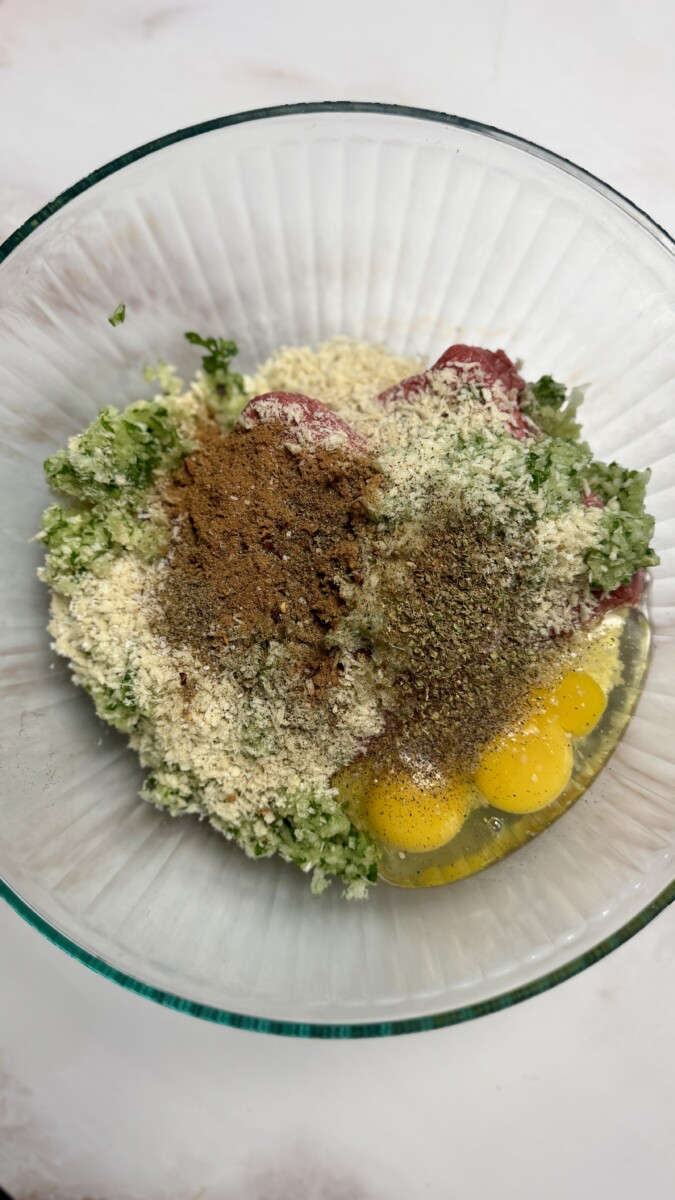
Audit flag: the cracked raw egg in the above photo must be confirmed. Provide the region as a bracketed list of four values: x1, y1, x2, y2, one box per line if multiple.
[474, 672, 607, 814]
[538, 670, 607, 736]
[335, 605, 648, 889]
[364, 771, 471, 853]
[474, 717, 573, 814]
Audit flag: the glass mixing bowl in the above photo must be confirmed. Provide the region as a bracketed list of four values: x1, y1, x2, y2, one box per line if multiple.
[1, 103, 673, 1037]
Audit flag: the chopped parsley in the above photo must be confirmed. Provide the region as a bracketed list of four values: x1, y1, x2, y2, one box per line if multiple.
[38, 502, 166, 596]
[519, 377, 658, 592]
[583, 459, 658, 592]
[39, 399, 197, 593]
[108, 302, 126, 327]
[185, 331, 240, 377]
[44, 401, 194, 506]
[184, 331, 247, 428]
[142, 772, 378, 897]
[522, 375, 585, 443]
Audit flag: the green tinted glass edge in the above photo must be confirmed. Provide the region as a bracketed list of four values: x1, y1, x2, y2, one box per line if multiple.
[3, 875, 672, 1038]
[1, 101, 673, 1038]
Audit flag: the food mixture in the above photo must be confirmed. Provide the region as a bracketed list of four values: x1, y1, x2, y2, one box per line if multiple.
[38, 335, 657, 897]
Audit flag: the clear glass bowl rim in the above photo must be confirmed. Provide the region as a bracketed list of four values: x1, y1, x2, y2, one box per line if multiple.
[1, 100, 672, 1039]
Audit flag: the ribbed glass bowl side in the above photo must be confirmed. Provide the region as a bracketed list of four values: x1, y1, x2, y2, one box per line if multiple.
[0, 104, 673, 1035]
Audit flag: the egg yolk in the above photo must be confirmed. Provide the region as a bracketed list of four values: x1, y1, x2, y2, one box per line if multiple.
[474, 718, 573, 814]
[539, 671, 607, 736]
[364, 772, 471, 853]
[343, 666, 607, 863]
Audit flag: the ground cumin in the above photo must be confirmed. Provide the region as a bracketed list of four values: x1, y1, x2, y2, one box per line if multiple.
[156, 420, 382, 689]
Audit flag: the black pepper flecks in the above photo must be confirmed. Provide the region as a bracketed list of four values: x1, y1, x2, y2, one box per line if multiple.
[363, 502, 561, 772]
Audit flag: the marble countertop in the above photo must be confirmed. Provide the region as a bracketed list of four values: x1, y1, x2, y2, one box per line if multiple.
[1, 1, 674, 1197]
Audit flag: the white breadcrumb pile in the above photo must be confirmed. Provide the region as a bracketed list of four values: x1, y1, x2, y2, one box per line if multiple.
[50, 557, 384, 893]
[245, 336, 423, 440]
[41, 336, 643, 898]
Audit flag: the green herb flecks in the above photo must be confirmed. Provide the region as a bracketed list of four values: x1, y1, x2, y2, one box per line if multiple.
[82, 665, 144, 734]
[38, 502, 167, 596]
[108, 302, 126, 327]
[522, 375, 585, 444]
[519, 376, 658, 593]
[184, 331, 247, 428]
[185, 331, 240, 378]
[584, 459, 658, 593]
[142, 771, 378, 898]
[45, 402, 193, 506]
[525, 437, 658, 593]
[39, 400, 196, 593]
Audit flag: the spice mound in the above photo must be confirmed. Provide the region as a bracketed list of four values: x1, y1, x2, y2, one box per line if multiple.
[158, 418, 382, 691]
[39, 335, 657, 896]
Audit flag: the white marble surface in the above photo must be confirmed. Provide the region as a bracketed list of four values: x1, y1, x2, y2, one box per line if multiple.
[1, 1, 674, 1196]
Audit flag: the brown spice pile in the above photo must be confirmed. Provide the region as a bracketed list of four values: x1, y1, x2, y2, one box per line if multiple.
[156, 420, 382, 688]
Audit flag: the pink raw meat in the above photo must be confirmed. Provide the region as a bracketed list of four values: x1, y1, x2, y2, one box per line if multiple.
[433, 345, 526, 395]
[240, 391, 369, 454]
[582, 491, 604, 509]
[592, 569, 645, 619]
[378, 344, 532, 440]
